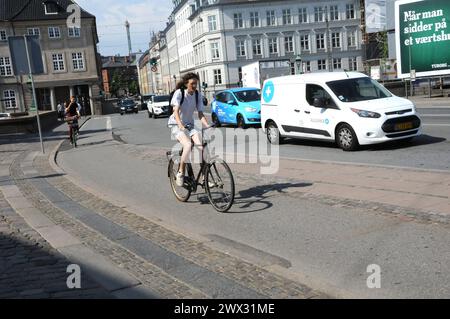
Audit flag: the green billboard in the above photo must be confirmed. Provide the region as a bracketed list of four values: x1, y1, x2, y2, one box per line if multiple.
[396, 0, 450, 78]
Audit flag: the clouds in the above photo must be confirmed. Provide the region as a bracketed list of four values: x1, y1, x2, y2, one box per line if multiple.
[75, 0, 173, 55]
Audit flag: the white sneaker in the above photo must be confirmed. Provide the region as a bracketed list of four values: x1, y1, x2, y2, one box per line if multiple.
[176, 172, 184, 187]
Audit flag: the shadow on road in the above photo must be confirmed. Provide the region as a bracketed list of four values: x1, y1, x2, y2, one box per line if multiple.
[197, 182, 313, 214]
[281, 134, 446, 151]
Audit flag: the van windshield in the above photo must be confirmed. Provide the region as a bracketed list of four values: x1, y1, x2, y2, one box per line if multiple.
[326, 77, 392, 102]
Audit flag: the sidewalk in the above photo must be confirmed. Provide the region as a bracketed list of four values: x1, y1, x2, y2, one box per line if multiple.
[0, 135, 326, 299]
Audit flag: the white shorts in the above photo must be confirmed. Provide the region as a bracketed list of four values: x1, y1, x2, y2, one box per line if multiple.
[170, 125, 200, 140]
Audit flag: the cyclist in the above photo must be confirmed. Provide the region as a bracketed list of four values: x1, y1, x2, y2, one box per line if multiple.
[65, 96, 80, 144]
[168, 73, 210, 187]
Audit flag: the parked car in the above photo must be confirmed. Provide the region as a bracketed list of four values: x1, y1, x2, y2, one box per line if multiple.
[140, 94, 155, 111]
[211, 88, 261, 128]
[148, 95, 171, 119]
[261, 72, 422, 151]
[119, 99, 138, 115]
[0, 113, 11, 120]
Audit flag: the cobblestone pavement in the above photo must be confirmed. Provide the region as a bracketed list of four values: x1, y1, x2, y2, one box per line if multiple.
[0, 135, 328, 299]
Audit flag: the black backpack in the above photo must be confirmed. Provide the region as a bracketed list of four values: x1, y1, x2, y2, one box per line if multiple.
[169, 88, 199, 115]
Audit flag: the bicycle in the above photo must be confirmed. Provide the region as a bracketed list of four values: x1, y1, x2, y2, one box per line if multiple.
[65, 116, 80, 148]
[167, 124, 235, 213]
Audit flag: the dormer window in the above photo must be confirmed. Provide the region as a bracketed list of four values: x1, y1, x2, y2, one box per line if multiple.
[44, 1, 60, 15]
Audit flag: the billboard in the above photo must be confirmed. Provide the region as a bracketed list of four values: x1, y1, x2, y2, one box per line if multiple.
[396, 0, 450, 78]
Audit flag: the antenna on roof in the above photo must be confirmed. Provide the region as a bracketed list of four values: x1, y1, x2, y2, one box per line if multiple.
[343, 69, 350, 78]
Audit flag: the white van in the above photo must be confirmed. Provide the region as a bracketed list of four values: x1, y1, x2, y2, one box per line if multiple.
[261, 72, 422, 151]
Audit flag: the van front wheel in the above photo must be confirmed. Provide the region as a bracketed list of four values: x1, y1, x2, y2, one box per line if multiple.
[266, 122, 283, 145]
[336, 124, 359, 151]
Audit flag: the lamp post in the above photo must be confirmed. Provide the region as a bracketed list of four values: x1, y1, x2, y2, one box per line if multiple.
[295, 54, 302, 75]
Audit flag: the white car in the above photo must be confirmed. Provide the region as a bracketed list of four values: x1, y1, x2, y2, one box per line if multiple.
[261, 72, 422, 151]
[0, 113, 11, 120]
[148, 95, 171, 119]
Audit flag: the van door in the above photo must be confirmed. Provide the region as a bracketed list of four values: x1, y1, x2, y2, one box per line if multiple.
[303, 84, 337, 140]
[278, 83, 310, 138]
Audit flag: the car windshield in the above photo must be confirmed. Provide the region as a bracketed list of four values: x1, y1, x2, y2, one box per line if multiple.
[326, 77, 392, 102]
[122, 100, 135, 106]
[153, 96, 170, 103]
[234, 90, 261, 102]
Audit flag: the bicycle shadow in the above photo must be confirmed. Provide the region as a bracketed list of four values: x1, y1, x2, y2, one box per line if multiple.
[196, 182, 313, 214]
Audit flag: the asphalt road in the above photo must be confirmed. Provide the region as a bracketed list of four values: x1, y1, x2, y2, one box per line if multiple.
[112, 108, 450, 171]
[56, 110, 450, 298]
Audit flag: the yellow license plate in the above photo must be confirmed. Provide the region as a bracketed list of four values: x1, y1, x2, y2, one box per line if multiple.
[395, 122, 413, 131]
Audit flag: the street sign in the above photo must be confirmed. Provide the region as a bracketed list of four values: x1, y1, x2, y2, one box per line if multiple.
[396, 0, 450, 78]
[8, 36, 44, 75]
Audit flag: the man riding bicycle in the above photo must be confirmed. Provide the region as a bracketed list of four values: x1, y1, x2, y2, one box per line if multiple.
[168, 73, 210, 187]
[65, 96, 80, 144]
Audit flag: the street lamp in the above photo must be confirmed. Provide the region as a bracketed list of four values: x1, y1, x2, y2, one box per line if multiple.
[295, 54, 302, 75]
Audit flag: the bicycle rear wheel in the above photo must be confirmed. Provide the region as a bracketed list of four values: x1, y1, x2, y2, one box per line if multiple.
[168, 158, 191, 202]
[205, 159, 235, 213]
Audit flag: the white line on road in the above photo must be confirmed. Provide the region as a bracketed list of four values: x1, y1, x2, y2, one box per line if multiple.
[421, 114, 450, 117]
[423, 124, 450, 126]
[106, 117, 112, 131]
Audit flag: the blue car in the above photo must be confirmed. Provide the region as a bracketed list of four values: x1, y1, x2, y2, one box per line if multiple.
[211, 88, 261, 128]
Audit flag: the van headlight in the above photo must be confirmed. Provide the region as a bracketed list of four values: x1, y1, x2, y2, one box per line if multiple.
[245, 107, 258, 113]
[351, 108, 381, 118]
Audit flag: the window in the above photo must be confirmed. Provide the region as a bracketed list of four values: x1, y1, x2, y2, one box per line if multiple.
[348, 30, 357, 47]
[327, 77, 392, 103]
[208, 16, 217, 32]
[299, 8, 308, 23]
[330, 5, 339, 21]
[349, 57, 358, 71]
[282, 9, 292, 25]
[266, 10, 276, 26]
[236, 39, 246, 57]
[48, 27, 61, 38]
[27, 28, 40, 36]
[72, 52, 84, 70]
[333, 58, 342, 70]
[316, 33, 325, 50]
[211, 42, 220, 59]
[0, 30, 7, 41]
[314, 7, 324, 22]
[318, 59, 327, 70]
[0, 57, 13, 76]
[290, 62, 296, 75]
[305, 61, 311, 72]
[346, 4, 355, 19]
[252, 39, 262, 55]
[300, 35, 310, 51]
[268, 38, 278, 54]
[234, 13, 243, 29]
[306, 84, 335, 107]
[3, 90, 17, 109]
[52, 53, 65, 71]
[284, 36, 294, 53]
[68, 26, 81, 37]
[213, 69, 222, 85]
[250, 12, 260, 27]
[332, 32, 341, 48]
[44, 1, 59, 15]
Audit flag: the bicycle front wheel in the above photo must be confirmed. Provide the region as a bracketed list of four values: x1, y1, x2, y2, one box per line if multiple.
[205, 159, 235, 213]
[168, 158, 191, 202]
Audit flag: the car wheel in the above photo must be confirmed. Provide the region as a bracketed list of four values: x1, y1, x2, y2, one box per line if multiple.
[148, 111, 151, 118]
[266, 122, 283, 145]
[211, 113, 221, 127]
[120, 113, 124, 116]
[336, 124, 359, 151]
[237, 114, 247, 129]
[152, 110, 157, 119]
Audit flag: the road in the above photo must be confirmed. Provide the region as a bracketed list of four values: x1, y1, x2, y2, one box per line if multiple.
[57, 109, 450, 298]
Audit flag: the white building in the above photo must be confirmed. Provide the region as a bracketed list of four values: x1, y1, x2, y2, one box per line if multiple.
[170, 0, 364, 99]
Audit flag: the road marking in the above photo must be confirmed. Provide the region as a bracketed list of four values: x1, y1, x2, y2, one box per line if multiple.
[423, 124, 450, 126]
[421, 114, 450, 117]
[106, 117, 112, 131]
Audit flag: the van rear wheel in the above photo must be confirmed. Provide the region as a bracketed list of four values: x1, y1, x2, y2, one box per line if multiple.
[336, 124, 359, 151]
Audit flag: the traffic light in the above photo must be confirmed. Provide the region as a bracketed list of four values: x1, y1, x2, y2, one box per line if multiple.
[150, 58, 157, 66]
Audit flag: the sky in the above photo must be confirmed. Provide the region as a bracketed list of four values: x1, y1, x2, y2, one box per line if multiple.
[75, 0, 173, 56]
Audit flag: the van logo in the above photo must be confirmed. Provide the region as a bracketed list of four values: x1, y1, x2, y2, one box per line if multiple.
[263, 81, 275, 103]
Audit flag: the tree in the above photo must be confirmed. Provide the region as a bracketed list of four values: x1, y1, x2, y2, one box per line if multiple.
[128, 80, 139, 95]
[110, 70, 125, 97]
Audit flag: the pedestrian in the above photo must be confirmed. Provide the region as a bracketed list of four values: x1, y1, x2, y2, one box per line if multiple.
[57, 102, 63, 120]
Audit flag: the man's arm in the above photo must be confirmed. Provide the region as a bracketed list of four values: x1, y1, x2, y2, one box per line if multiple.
[171, 91, 184, 130]
[197, 93, 209, 127]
